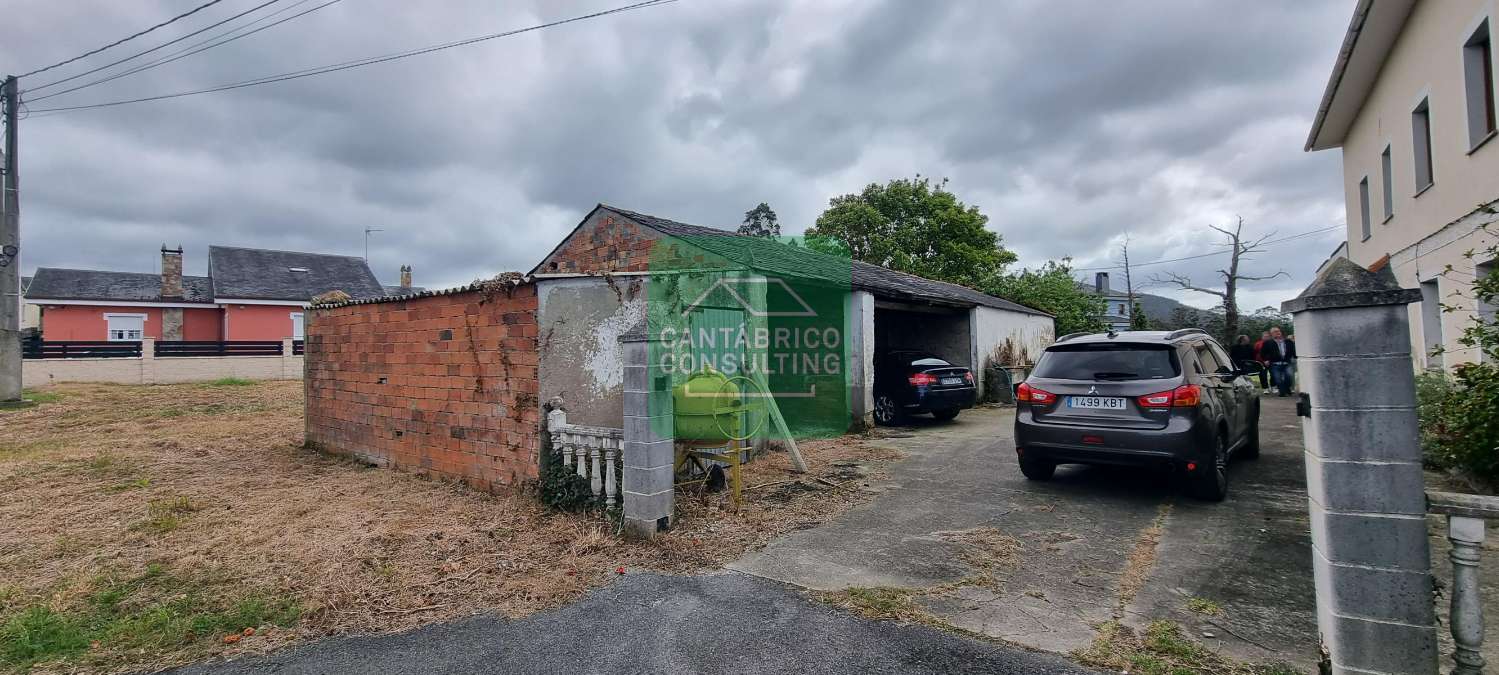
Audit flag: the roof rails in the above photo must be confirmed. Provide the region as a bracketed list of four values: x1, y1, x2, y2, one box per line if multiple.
[1164, 328, 1208, 341]
[1055, 332, 1091, 343]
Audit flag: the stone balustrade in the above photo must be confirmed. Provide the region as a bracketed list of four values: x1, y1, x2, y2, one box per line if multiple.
[545, 400, 624, 509]
[1429, 490, 1499, 675]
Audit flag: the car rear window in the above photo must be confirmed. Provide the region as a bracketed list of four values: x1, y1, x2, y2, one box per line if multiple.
[889, 352, 949, 367]
[1031, 343, 1180, 380]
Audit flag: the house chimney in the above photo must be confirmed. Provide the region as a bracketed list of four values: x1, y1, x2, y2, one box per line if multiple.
[1095, 271, 1109, 294]
[161, 246, 184, 299]
[399, 264, 412, 289]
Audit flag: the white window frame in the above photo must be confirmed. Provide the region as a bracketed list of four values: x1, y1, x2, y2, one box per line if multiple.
[290, 312, 304, 339]
[103, 313, 148, 342]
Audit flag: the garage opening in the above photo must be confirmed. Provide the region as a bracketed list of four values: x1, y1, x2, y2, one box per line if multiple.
[873, 302, 972, 367]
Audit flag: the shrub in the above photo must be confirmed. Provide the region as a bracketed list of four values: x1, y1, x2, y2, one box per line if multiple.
[538, 450, 596, 512]
[1419, 364, 1499, 482]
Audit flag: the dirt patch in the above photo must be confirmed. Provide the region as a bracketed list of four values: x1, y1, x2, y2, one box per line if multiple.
[0, 383, 899, 674]
[1116, 502, 1172, 613]
[935, 527, 1022, 590]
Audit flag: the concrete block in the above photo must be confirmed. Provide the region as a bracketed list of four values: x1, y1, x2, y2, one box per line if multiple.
[1320, 612, 1438, 674]
[623, 364, 648, 393]
[1303, 408, 1421, 462]
[623, 488, 673, 521]
[622, 438, 675, 468]
[1305, 453, 1426, 515]
[1294, 307, 1414, 358]
[620, 339, 648, 364]
[623, 390, 672, 417]
[1299, 355, 1416, 409]
[1309, 510, 1432, 572]
[624, 415, 673, 443]
[623, 515, 670, 540]
[1313, 552, 1435, 625]
[622, 464, 674, 495]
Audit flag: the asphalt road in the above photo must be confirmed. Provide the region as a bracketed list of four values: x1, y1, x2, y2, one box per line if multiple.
[166, 572, 1092, 675]
[732, 396, 1319, 668]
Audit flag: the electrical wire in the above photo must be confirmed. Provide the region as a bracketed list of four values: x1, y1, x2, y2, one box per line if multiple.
[24, 0, 677, 114]
[16, 0, 229, 78]
[1071, 225, 1343, 272]
[24, 0, 286, 95]
[27, 0, 341, 104]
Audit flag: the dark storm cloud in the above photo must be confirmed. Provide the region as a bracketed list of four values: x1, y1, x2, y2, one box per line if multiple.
[3, 0, 1349, 308]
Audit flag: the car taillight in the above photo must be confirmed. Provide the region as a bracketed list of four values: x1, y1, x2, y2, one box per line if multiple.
[1138, 384, 1201, 409]
[909, 373, 937, 387]
[1016, 382, 1055, 404]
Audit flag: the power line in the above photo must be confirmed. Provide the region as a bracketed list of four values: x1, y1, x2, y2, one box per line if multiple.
[28, 0, 341, 104]
[25, 0, 677, 115]
[17, 0, 230, 79]
[1073, 223, 1343, 271]
[24, 0, 286, 95]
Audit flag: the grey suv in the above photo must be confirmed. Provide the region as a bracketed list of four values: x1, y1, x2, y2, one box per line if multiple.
[1013, 329, 1262, 501]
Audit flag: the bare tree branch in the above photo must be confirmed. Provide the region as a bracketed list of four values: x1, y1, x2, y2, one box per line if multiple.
[1149, 271, 1227, 298]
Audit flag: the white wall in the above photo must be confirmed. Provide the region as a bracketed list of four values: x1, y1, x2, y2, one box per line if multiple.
[970, 306, 1054, 394]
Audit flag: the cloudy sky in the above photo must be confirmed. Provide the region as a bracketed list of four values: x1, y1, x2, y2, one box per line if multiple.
[4, 0, 1352, 311]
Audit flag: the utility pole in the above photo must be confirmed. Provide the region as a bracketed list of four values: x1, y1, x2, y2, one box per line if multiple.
[1, 75, 23, 404]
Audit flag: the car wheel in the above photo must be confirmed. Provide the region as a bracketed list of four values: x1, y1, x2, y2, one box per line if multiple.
[1019, 455, 1056, 481]
[1240, 404, 1261, 460]
[931, 408, 960, 422]
[1190, 434, 1229, 502]
[873, 394, 902, 426]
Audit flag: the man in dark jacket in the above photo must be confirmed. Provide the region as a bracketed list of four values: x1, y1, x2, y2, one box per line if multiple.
[1260, 326, 1297, 396]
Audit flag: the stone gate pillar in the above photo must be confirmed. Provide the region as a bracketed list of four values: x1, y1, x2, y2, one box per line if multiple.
[620, 328, 673, 539]
[1282, 258, 1436, 674]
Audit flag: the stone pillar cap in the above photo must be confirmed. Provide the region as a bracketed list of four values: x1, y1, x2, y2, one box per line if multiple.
[1281, 257, 1421, 313]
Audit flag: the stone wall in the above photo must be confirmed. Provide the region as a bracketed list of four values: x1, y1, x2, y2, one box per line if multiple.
[303, 285, 542, 492]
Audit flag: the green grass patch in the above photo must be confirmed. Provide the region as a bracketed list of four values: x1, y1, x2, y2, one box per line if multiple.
[1186, 597, 1222, 616]
[817, 587, 928, 623]
[130, 496, 200, 535]
[20, 390, 64, 405]
[0, 565, 300, 671]
[203, 377, 256, 387]
[106, 477, 152, 493]
[1073, 620, 1302, 675]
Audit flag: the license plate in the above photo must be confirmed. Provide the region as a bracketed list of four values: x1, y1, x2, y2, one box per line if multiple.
[940, 377, 963, 385]
[1069, 396, 1126, 410]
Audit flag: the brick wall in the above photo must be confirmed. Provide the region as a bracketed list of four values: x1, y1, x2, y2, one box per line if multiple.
[303, 283, 541, 492]
[535, 210, 662, 274]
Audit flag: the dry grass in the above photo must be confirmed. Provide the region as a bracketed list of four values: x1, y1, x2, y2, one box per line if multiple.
[1072, 620, 1302, 675]
[935, 527, 1022, 590]
[0, 382, 899, 673]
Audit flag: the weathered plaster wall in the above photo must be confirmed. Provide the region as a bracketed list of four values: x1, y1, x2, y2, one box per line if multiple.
[972, 306, 1054, 393]
[537, 276, 645, 429]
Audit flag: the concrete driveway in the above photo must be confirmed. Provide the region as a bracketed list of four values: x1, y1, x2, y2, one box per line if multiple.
[730, 397, 1319, 668]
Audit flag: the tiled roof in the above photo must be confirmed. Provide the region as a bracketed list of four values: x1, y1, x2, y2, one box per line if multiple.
[24, 268, 214, 303]
[209, 246, 385, 301]
[601, 205, 1051, 317]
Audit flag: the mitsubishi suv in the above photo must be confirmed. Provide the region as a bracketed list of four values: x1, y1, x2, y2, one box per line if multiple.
[1013, 329, 1262, 501]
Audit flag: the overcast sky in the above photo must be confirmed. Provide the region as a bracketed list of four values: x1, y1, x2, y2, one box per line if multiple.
[4, 0, 1352, 311]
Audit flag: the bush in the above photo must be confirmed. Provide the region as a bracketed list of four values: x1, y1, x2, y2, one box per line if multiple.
[538, 450, 596, 512]
[1418, 366, 1499, 482]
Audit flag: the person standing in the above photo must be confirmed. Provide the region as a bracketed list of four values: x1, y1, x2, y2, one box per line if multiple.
[1230, 334, 1257, 373]
[1253, 331, 1272, 394]
[1261, 326, 1297, 396]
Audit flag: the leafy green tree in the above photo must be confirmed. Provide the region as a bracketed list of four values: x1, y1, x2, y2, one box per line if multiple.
[1129, 300, 1149, 330]
[989, 260, 1106, 336]
[806, 176, 1017, 291]
[737, 202, 781, 238]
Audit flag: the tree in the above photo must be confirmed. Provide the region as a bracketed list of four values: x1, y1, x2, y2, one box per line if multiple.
[1118, 235, 1150, 330]
[806, 176, 1017, 291]
[737, 202, 781, 238]
[1149, 217, 1286, 342]
[990, 260, 1106, 337]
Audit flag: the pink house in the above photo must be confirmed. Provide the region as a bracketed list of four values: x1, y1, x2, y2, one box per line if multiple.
[25, 246, 407, 342]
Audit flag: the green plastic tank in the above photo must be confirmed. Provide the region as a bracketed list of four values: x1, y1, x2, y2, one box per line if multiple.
[673, 366, 748, 441]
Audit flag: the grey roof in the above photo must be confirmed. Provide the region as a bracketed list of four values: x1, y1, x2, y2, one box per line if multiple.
[384, 285, 429, 297]
[600, 205, 1050, 317]
[209, 246, 385, 301]
[24, 268, 214, 303]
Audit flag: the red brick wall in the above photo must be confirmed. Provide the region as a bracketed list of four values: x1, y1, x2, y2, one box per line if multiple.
[303, 284, 541, 492]
[535, 210, 661, 274]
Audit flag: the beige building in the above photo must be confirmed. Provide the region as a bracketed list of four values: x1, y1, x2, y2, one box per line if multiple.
[1308, 0, 1499, 369]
